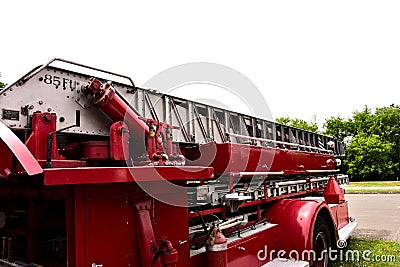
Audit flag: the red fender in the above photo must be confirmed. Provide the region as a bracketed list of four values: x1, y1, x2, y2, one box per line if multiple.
[0, 121, 42, 177]
[264, 198, 336, 257]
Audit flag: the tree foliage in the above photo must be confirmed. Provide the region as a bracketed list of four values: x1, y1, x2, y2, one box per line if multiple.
[0, 81, 6, 89]
[276, 117, 319, 133]
[345, 133, 398, 179]
[324, 104, 400, 180]
[281, 105, 400, 180]
[323, 116, 351, 141]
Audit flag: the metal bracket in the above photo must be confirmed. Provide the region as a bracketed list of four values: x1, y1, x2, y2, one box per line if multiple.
[225, 193, 252, 212]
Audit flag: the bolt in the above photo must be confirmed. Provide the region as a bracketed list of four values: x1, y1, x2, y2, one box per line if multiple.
[44, 113, 52, 122]
[39, 100, 43, 105]
[47, 108, 52, 112]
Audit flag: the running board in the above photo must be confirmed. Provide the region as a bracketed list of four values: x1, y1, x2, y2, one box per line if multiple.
[338, 219, 358, 241]
[262, 258, 309, 267]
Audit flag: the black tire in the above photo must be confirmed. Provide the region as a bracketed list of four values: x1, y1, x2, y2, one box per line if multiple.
[312, 216, 332, 267]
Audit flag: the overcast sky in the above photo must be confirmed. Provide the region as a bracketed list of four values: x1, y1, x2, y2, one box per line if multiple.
[1, 1, 400, 125]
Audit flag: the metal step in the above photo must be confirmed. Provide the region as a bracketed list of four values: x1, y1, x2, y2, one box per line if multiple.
[262, 258, 309, 267]
[338, 218, 358, 242]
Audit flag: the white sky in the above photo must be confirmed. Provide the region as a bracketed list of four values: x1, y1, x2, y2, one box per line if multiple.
[1, 1, 400, 125]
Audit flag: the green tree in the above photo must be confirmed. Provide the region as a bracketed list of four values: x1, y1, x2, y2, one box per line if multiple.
[324, 105, 400, 180]
[350, 106, 375, 136]
[0, 81, 6, 89]
[323, 116, 351, 141]
[276, 117, 319, 132]
[371, 105, 400, 143]
[345, 133, 398, 180]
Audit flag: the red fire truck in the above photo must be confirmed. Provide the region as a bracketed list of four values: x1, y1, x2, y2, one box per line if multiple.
[0, 59, 357, 267]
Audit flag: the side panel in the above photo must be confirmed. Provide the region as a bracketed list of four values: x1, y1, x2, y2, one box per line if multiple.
[153, 197, 190, 267]
[227, 227, 278, 267]
[336, 201, 349, 230]
[68, 183, 191, 267]
[85, 197, 136, 266]
[84, 184, 140, 267]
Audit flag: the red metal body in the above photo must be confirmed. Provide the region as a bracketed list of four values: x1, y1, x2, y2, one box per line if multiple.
[81, 141, 109, 160]
[44, 166, 214, 185]
[0, 61, 355, 267]
[265, 199, 331, 256]
[185, 142, 335, 174]
[25, 112, 58, 161]
[109, 121, 130, 161]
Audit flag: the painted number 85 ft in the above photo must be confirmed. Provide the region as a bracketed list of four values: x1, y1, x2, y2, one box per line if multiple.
[42, 74, 78, 90]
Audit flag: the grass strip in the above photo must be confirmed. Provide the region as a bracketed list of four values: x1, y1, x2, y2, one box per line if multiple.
[345, 188, 400, 194]
[333, 238, 400, 267]
[347, 181, 400, 187]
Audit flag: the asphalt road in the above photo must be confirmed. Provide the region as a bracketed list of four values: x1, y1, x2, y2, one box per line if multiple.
[345, 194, 400, 241]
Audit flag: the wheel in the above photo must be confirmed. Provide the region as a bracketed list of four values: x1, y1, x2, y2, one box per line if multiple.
[312, 216, 331, 267]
